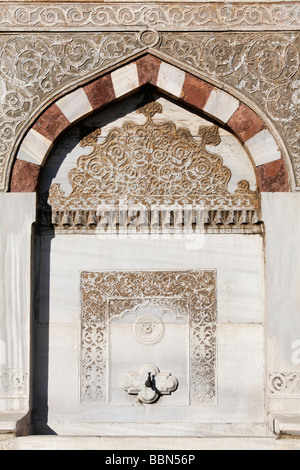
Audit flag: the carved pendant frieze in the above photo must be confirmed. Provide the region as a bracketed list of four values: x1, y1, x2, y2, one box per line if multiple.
[80, 270, 217, 405]
[121, 363, 179, 404]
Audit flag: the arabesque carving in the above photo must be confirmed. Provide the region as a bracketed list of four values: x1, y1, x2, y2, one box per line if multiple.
[0, 31, 299, 191]
[0, 367, 29, 396]
[269, 372, 300, 397]
[43, 101, 261, 233]
[1, 3, 299, 31]
[157, 32, 300, 187]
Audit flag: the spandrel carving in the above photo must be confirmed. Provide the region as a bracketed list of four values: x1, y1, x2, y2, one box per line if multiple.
[1, 4, 299, 31]
[0, 31, 298, 191]
[157, 32, 300, 187]
[0, 32, 142, 190]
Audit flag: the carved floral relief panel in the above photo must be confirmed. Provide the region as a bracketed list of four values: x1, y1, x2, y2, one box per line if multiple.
[0, 32, 143, 190]
[40, 96, 262, 233]
[0, 367, 29, 397]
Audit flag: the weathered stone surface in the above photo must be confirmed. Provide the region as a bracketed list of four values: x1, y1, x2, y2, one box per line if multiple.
[256, 159, 290, 193]
[0, 31, 142, 191]
[10, 160, 41, 192]
[33, 104, 70, 142]
[136, 55, 161, 87]
[181, 74, 213, 110]
[228, 104, 266, 143]
[84, 74, 116, 110]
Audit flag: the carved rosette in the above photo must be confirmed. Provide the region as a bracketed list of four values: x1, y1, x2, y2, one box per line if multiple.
[134, 315, 165, 346]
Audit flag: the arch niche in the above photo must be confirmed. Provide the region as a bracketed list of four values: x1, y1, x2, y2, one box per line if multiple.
[10, 56, 289, 436]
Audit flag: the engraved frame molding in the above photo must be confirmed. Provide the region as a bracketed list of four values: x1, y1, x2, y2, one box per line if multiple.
[1, 2, 300, 32]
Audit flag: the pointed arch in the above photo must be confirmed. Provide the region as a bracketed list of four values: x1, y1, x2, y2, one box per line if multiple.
[10, 54, 290, 193]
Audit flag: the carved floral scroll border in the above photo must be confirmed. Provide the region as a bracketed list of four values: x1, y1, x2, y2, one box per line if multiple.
[0, 2, 299, 31]
[0, 30, 299, 191]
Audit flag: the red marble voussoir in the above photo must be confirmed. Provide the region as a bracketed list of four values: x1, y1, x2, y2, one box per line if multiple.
[181, 74, 214, 111]
[136, 55, 162, 87]
[227, 103, 266, 143]
[33, 103, 70, 142]
[256, 158, 290, 192]
[84, 74, 116, 111]
[10, 159, 41, 192]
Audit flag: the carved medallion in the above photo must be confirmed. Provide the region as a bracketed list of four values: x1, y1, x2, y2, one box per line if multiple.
[134, 315, 165, 346]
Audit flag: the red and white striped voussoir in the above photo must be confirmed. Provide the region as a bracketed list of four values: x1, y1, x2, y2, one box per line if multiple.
[10, 55, 289, 193]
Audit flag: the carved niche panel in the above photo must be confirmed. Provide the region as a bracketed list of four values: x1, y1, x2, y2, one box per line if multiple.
[80, 270, 217, 406]
[42, 100, 261, 233]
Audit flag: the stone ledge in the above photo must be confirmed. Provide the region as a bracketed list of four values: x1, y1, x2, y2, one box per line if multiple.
[271, 415, 300, 437]
[0, 412, 28, 434]
[0, 434, 15, 451]
[0, 411, 29, 436]
[5, 436, 300, 451]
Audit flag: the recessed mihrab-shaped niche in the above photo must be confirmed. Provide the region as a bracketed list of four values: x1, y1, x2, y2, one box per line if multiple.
[41, 96, 261, 233]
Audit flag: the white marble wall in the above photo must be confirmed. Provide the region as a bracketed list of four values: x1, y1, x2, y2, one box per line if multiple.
[1, 101, 300, 437]
[34, 233, 265, 436]
[31, 92, 267, 436]
[262, 193, 300, 420]
[0, 193, 36, 413]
